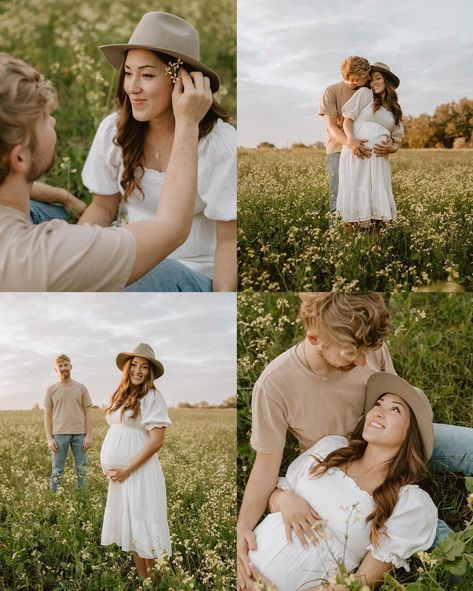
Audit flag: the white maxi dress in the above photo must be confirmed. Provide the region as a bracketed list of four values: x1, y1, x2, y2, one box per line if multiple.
[337, 87, 404, 223]
[100, 388, 172, 559]
[249, 436, 437, 591]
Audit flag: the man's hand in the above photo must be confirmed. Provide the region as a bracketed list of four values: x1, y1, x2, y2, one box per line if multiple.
[347, 138, 372, 158]
[172, 69, 213, 126]
[47, 437, 58, 452]
[237, 529, 257, 591]
[107, 467, 131, 483]
[82, 435, 92, 450]
[277, 490, 321, 546]
[373, 137, 399, 157]
[62, 192, 87, 218]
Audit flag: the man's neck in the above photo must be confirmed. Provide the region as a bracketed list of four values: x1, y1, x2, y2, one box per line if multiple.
[302, 337, 341, 379]
[0, 174, 32, 216]
[59, 377, 72, 384]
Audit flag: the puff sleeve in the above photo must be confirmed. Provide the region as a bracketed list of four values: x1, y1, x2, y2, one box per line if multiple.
[368, 486, 437, 571]
[342, 87, 372, 121]
[140, 389, 172, 430]
[196, 119, 236, 221]
[278, 435, 348, 491]
[82, 112, 123, 195]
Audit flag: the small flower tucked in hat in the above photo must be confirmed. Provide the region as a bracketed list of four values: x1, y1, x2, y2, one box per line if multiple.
[165, 58, 183, 84]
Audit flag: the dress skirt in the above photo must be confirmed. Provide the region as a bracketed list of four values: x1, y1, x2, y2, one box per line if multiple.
[337, 121, 397, 223]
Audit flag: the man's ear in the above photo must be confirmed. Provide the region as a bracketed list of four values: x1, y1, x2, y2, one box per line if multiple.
[8, 144, 30, 174]
[307, 331, 319, 345]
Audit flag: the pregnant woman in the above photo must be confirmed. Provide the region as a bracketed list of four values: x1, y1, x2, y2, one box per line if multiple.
[81, 11, 237, 292]
[337, 63, 403, 230]
[248, 373, 437, 591]
[100, 343, 172, 579]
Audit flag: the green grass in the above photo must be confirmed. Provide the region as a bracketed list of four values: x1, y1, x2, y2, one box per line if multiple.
[0, 408, 236, 590]
[237, 293, 473, 589]
[0, 0, 236, 201]
[238, 149, 473, 292]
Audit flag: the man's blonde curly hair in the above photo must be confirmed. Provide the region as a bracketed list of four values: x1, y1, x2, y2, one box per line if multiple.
[340, 56, 370, 81]
[299, 293, 390, 360]
[0, 53, 57, 184]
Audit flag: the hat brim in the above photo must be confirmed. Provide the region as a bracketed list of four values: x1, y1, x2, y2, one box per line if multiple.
[370, 66, 400, 88]
[116, 351, 164, 379]
[99, 44, 220, 92]
[365, 373, 433, 461]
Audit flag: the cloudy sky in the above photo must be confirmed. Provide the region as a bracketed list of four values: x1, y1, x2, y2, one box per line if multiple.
[0, 293, 236, 410]
[238, 0, 473, 147]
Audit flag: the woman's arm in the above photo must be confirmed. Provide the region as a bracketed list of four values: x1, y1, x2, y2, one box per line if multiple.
[78, 193, 121, 226]
[31, 182, 86, 217]
[212, 219, 237, 292]
[107, 427, 165, 482]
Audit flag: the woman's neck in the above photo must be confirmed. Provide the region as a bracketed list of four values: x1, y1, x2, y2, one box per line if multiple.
[146, 111, 176, 141]
[358, 443, 397, 477]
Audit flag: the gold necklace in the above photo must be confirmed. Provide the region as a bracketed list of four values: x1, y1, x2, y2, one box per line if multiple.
[299, 340, 339, 379]
[149, 134, 174, 161]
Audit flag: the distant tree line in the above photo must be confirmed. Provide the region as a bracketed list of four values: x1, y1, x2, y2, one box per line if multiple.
[174, 395, 236, 409]
[255, 98, 473, 150]
[401, 98, 473, 148]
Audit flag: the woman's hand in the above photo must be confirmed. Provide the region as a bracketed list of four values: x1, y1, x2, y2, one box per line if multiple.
[276, 490, 322, 546]
[107, 467, 131, 483]
[172, 69, 213, 126]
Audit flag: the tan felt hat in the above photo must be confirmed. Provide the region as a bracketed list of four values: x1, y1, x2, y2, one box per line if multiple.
[116, 343, 164, 379]
[100, 11, 220, 92]
[370, 62, 400, 88]
[366, 372, 433, 461]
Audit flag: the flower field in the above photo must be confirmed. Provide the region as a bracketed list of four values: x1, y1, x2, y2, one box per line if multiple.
[238, 149, 473, 292]
[0, 408, 236, 590]
[0, 0, 235, 200]
[237, 293, 473, 590]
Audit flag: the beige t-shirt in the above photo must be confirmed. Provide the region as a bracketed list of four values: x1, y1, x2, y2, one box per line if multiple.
[0, 204, 136, 291]
[44, 380, 93, 434]
[319, 81, 357, 154]
[251, 342, 396, 453]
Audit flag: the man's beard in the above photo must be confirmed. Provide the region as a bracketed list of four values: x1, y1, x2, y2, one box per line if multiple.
[26, 150, 56, 183]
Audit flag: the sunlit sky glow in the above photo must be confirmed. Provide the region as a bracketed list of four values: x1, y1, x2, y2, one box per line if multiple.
[0, 293, 236, 410]
[238, 0, 473, 147]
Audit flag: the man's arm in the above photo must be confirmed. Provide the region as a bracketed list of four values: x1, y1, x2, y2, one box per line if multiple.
[78, 193, 121, 226]
[44, 408, 58, 452]
[339, 116, 371, 158]
[212, 219, 237, 292]
[237, 451, 283, 590]
[124, 70, 212, 285]
[82, 406, 93, 450]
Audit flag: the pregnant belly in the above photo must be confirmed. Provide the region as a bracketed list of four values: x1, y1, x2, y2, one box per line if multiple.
[353, 121, 389, 149]
[249, 514, 338, 591]
[100, 427, 148, 473]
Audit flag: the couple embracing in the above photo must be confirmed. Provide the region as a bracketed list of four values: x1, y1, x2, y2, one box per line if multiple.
[237, 293, 473, 590]
[44, 344, 171, 580]
[320, 56, 402, 232]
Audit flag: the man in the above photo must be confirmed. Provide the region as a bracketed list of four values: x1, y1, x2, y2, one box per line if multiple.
[0, 53, 212, 291]
[237, 293, 473, 590]
[319, 56, 400, 213]
[44, 354, 92, 492]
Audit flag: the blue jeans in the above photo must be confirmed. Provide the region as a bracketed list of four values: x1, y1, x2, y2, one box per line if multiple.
[50, 434, 87, 493]
[30, 200, 69, 224]
[125, 258, 212, 292]
[429, 423, 473, 546]
[326, 152, 341, 213]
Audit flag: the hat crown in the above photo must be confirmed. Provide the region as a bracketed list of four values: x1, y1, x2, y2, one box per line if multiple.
[128, 11, 200, 60]
[370, 61, 391, 72]
[131, 342, 156, 360]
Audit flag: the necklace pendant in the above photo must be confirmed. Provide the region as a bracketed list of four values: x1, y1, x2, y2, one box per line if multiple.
[154, 150, 160, 160]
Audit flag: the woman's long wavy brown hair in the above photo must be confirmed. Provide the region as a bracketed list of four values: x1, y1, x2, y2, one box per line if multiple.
[114, 51, 231, 201]
[310, 403, 426, 546]
[371, 74, 403, 126]
[105, 358, 156, 420]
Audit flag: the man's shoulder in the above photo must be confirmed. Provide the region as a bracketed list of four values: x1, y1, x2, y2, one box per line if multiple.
[323, 80, 347, 96]
[254, 345, 300, 393]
